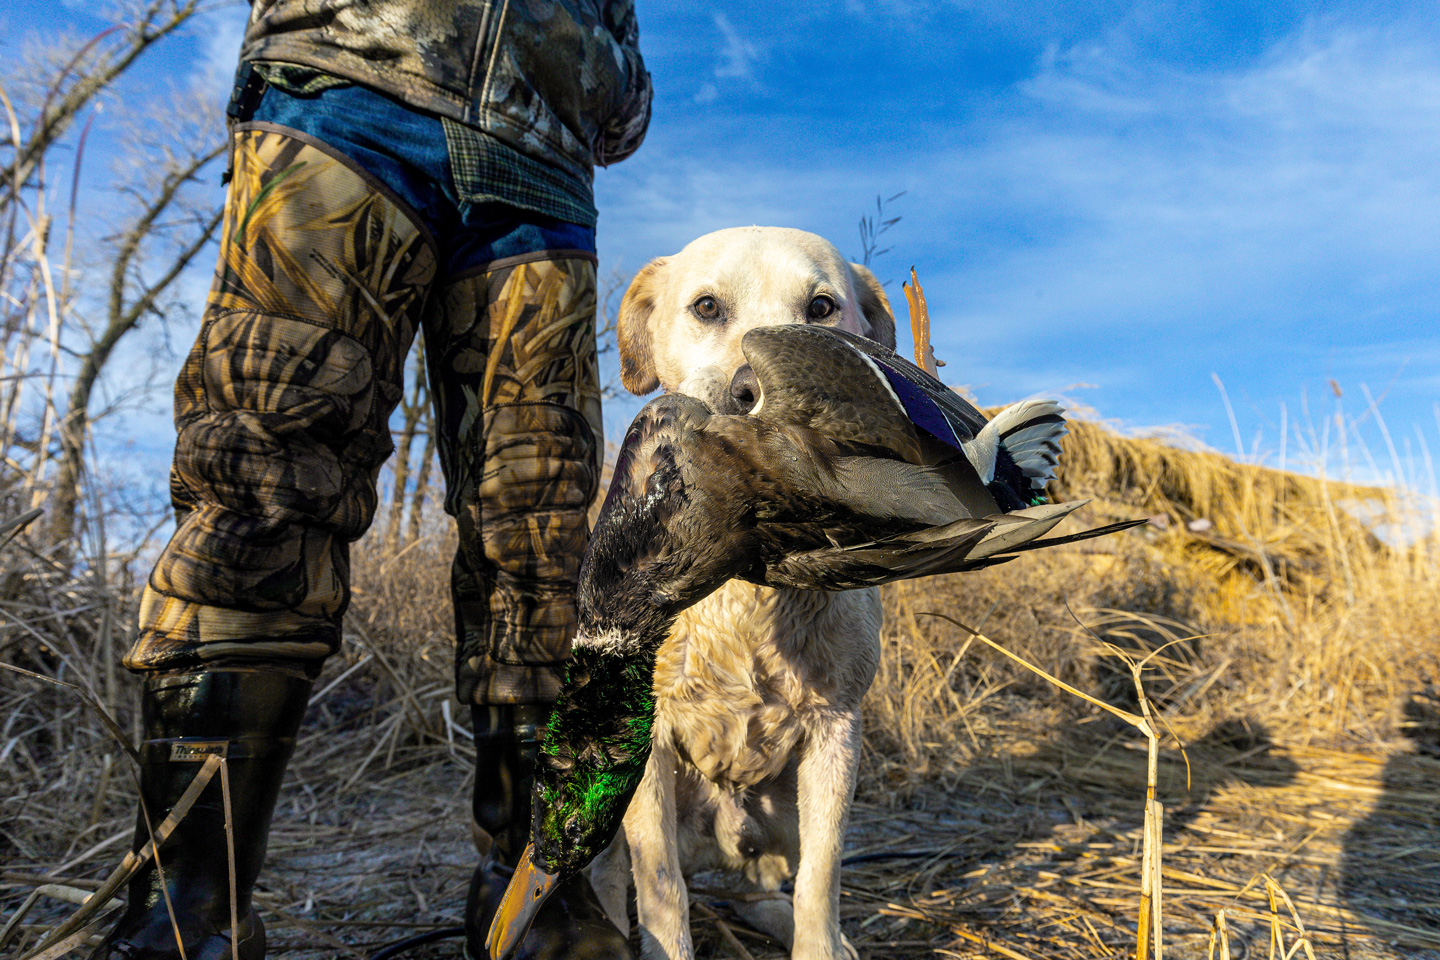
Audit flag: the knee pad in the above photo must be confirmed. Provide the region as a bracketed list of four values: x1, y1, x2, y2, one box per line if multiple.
[473, 400, 600, 578]
[159, 312, 386, 609]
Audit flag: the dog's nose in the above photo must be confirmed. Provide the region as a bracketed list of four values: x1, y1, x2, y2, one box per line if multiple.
[728, 364, 759, 414]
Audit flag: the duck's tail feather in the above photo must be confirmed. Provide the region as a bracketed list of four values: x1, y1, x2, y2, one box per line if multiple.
[761, 518, 996, 590]
[919, 506, 1148, 570]
[760, 502, 1144, 591]
[966, 500, 1084, 558]
[991, 516, 1150, 554]
[995, 399, 1068, 490]
[966, 398, 1067, 487]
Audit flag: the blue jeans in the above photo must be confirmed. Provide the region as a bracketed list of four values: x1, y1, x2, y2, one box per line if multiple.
[250, 81, 595, 275]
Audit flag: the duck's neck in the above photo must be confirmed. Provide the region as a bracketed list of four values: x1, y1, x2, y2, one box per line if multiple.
[531, 626, 669, 875]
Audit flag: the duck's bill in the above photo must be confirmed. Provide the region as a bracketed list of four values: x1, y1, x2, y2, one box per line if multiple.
[486, 843, 562, 960]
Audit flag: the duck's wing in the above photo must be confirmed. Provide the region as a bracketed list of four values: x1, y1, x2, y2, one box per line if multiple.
[757, 503, 1078, 590]
[759, 502, 1146, 590]
[821, 455, 969, 524]
[756, 516, 997, 590]
[742, 323, 1002, 456]
[798, 326, 992, 451]
[690, 415, 972, 529]
[800, 328, 1071, 510]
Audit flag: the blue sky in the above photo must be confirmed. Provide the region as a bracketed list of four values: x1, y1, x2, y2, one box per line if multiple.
[4, 0, 1439, 494]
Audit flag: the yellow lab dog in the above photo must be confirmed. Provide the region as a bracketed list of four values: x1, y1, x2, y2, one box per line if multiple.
[588, 227, 895, 960]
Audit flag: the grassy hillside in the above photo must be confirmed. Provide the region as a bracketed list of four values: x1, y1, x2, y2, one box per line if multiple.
[868, 416, 1440, 773]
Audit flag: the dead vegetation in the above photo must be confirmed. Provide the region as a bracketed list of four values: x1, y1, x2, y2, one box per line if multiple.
[852, 416, 1440, 959]
[4, 408, 1439, 958]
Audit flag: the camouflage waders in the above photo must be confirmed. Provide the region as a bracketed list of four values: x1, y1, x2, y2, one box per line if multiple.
[98, 0, 651, 944]
[426, 257, 603, 705]
[99, 125, 614, 959]
[127, 126, 602, 704]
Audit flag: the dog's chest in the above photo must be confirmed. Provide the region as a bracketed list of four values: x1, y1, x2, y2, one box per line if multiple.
[653, 580, 881, 791]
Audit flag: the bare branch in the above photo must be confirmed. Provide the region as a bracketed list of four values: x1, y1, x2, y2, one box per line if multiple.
[0, 1, 206, 214]
[47, 137, 225, 549]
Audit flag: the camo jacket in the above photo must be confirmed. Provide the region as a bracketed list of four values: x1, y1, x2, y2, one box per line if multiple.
[239, 0, 652, 186]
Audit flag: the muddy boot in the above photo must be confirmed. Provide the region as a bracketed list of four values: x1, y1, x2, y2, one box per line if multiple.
[90, 671, 311, 960]
[464, 704, 633, 960]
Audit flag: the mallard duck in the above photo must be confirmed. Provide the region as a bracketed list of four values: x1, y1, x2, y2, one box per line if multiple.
[487, 325, 1141, 959]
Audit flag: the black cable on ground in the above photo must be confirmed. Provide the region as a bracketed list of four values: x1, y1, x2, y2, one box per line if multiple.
[365, 924, 465, 960]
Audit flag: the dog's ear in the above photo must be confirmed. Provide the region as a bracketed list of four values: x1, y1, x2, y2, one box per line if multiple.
[617, 257, 668, 395]
[847, 262, 896, 348]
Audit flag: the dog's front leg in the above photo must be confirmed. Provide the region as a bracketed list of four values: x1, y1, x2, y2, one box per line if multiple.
[589, 830, 632, 936]
[625, 740, 694, 960]
[792, 709, 862, 960]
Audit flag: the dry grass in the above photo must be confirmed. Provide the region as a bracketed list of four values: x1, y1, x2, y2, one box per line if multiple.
[853, 415, 1440, 958]
[3, 416, 1439, 958]
[865, 416, 1440, 762]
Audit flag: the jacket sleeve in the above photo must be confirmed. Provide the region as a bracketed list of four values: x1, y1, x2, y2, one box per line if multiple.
[596, 0, 653, 166]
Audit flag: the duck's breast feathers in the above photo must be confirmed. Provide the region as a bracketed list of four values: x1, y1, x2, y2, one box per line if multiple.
[579, 394, 737, 642]
[742, 325, 988, 453]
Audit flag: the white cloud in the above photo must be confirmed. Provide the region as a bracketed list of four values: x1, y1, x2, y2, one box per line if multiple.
[711, 12, 764, 88]
[915, 22, 1440, 340]
[195, 4, 249, 103]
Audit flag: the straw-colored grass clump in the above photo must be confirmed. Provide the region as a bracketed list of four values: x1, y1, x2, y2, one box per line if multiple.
[853, 417, 1439, 958]
[865, 416, 1440, 784]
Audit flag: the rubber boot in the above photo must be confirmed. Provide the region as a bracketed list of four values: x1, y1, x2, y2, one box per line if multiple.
[465, 704, 633, 960]
[90, 671, 312, 960]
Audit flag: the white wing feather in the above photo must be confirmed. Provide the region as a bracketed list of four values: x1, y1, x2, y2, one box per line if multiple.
[964, 399, 1068, 489]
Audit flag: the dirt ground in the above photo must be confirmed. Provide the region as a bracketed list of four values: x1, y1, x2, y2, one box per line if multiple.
[6, 695, 1436, 960]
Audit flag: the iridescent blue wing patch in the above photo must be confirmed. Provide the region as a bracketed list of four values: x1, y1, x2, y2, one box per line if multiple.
[873, 361, 966, 451]
[846, 338, 984, 451]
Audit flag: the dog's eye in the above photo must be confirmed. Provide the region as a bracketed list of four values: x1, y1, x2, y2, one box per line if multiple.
[807, 295, 837, 320]
[692, 296, 722, 321]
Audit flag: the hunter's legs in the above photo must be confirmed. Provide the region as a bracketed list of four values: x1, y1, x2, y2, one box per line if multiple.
[98, 125, 435, 959]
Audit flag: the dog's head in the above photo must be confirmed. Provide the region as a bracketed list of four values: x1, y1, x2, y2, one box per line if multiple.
[617, 226, 896, 413]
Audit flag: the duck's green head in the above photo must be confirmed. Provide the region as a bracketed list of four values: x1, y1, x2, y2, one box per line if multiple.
[531, 644, 656, 874]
